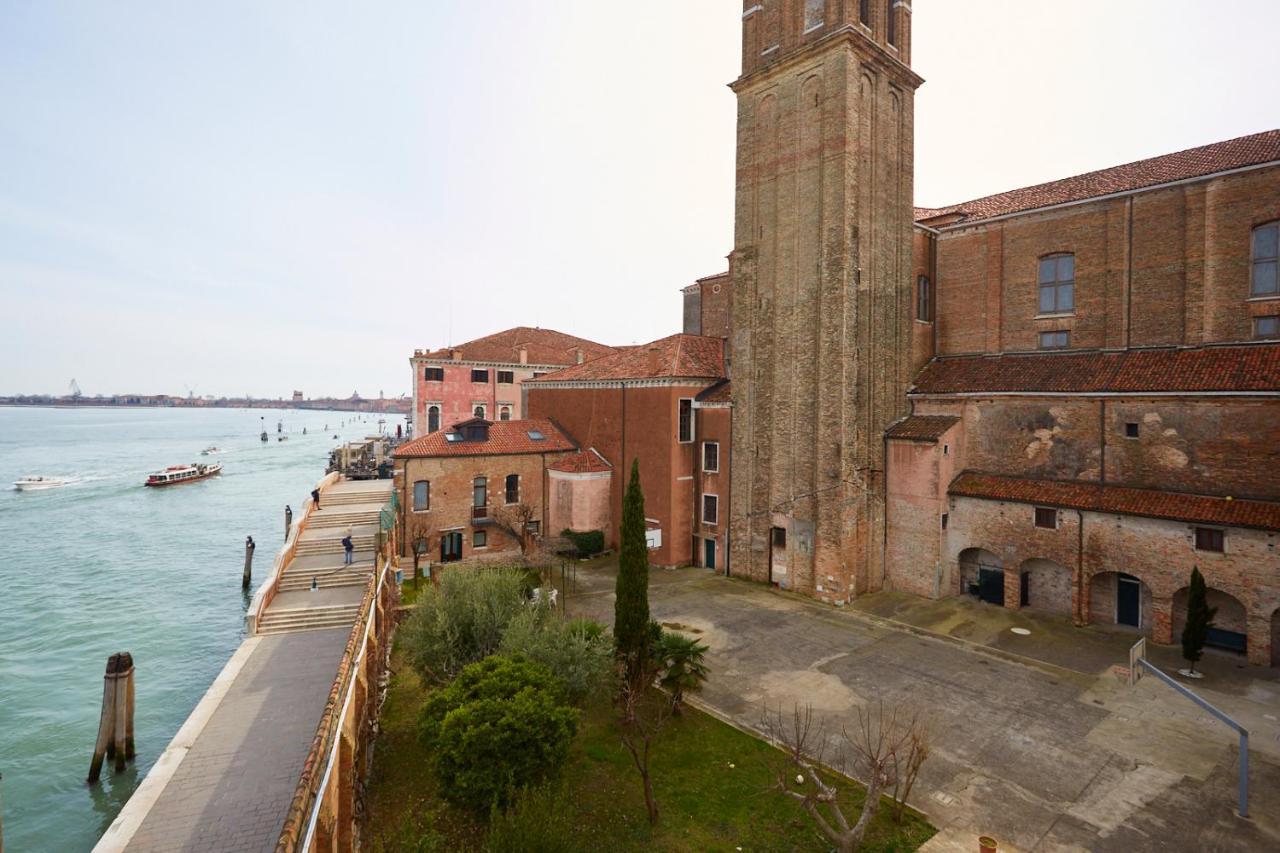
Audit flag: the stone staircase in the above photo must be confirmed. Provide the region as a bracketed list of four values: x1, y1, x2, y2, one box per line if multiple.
[294, 533, 377, 557]
[256, 603, 363, 635]
[277, 564, 373, 592]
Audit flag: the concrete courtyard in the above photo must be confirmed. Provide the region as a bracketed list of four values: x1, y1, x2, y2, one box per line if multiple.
[564, 564, 1280, 852]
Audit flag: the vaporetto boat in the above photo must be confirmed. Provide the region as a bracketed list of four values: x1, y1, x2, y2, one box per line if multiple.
[144, 462, 223, 487]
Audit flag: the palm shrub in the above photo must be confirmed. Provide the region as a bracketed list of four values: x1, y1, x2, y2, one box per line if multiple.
[655, 630, 710, 715]
[418, 655, 578, 812]
[399, 567, 528, 684]
[498, 608, 614, 705]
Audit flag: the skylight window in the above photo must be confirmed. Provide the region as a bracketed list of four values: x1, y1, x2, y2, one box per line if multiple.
[527, 430, 546, 441]
[444, 433, 463, 443]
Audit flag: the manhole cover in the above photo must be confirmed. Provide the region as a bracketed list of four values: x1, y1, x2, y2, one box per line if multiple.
[1010, 627, 1031, 636]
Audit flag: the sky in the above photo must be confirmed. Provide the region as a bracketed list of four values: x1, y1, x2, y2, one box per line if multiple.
[2, 1, 1278, 399]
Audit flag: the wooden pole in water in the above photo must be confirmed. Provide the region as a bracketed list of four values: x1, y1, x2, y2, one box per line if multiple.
[87, 653, 120, 784]
[112, 653, 130, 773]
[243, 536, 255, 590]
[285, 505, 293, 540]
[122, 653, 136, 761]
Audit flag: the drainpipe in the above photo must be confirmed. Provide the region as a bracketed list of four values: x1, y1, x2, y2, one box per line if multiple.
[1075, 508, 1086, 626]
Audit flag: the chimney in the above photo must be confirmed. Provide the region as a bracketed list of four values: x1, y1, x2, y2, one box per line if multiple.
[646, 346, 660, 375]
[519, 346, 528, 365]
[451, 349, 463, 362]
[574, 347, 584, 364]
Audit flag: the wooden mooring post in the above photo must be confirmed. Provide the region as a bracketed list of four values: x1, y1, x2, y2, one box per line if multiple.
[243, 535, 256, 590]
[88, 652, 136, 783]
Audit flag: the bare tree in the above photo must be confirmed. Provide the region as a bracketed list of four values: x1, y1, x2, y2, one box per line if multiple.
[617, 669, 669, 826]
[760, 700, 930, 853]
[490, 502, 537, 558]
[407, 515, 435, 589]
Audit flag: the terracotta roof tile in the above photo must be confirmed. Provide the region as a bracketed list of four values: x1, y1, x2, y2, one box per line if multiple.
[393, 418, 576, 458]
[547, 448, 613, 474]
[695, 380, 732, 404]
[886, 415, 960, 441]
[916, 130, 1280, 227]
[950, 472, 1280, 532]
[911, 344, 1280, 395]
[526, 334, 726, 383]
[414, 327, 615, 366]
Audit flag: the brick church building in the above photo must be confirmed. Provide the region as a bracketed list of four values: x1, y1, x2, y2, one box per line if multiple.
[404, 2, 1280, 666]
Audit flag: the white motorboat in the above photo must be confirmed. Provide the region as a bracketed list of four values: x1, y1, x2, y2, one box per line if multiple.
[200, 446, 222, 455]
[13, 475, 68, 491]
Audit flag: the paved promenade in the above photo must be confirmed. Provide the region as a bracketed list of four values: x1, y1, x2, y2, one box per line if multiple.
[96, 478, 392, 852]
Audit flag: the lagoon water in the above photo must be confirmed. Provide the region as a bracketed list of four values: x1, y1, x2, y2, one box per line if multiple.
[0, 406, 402, 852]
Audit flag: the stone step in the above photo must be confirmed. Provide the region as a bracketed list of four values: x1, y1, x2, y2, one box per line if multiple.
[257, 605, 360, 634]
[295, 538, 377, 556]
[278, 572, 372, 591]
[308, 514, 379, 528]
[319, 492, 391, 507]
[256, 615, 357, 636]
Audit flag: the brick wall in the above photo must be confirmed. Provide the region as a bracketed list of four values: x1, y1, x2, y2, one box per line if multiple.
[411, 361, 558, 435]
[694, 405, 732, 573]
[547, 470, 612, 538]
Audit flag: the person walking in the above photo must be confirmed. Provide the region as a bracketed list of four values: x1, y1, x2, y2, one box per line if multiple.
[311, 488, 321, 510]
[342, 532, 354, 566]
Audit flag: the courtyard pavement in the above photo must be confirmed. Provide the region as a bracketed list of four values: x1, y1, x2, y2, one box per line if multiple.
[564, 564, 1280, 852]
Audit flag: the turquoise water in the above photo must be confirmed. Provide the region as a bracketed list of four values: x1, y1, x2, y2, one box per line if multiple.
[0, 407, 402, 852]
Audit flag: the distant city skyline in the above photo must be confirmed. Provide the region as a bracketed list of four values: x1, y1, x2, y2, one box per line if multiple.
[4, 1, 1279, 397]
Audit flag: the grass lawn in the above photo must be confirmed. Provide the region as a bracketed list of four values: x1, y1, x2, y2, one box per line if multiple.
[365, 645, 935, 852]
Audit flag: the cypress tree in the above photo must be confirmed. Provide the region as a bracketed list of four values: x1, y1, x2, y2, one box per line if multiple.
[1180, 566, 1217, 674]
[615, 459, 651, 672]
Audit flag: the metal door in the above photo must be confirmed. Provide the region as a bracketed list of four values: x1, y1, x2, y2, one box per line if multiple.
[1116, 574, 1141, 627]
[704, 538, 716, 570]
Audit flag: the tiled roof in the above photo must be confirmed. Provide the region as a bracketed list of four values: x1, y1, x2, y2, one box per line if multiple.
[949, 472, 1280, 532]
[393, 418, 576, 458]
[916, 130, 1280, 227]
[526, 334, 726, 384]
[695, 379, 732, 404]
[886, 415, 960, 441]
[414, 327, 615, 366]
[547, 448, 613, 474]
[911, 344, 1280, 395]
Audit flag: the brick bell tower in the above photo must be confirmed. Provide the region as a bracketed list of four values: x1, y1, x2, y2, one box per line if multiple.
[729, 0, 922, 602]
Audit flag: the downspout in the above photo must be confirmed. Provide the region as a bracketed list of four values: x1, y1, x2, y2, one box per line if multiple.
[1075, 508, 1086, 626]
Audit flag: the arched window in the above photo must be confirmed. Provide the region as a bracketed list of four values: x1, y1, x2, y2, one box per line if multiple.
[413, 480, 430, 511]
[427, 405, 440, 433]
[505, 473, 519, 505]
[1038, 253, 1075, 315]
[1253, 222, 1279, 297]
[499, 406, 512, 421]
[473, 405, 486, 419]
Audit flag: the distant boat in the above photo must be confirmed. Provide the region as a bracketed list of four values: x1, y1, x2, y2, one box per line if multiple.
[144, 462, 222, 487]
[277, 435, 288, 442]
[200, 446, 222, 455]
[13, 475, 67, 491]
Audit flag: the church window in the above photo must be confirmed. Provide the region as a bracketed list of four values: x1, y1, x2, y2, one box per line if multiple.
[1255, 316, 1279, 339]
[1038, 253, 1075, 314]
[1038, 331, 1070, 350]
[860, 0, 871, 25]
[678, 398, 694, 443]
[916, 275, 933, 322]
[886, 0, 896, 45]
[804, 0, 824, 32]
[1252, 222, 1278, 297]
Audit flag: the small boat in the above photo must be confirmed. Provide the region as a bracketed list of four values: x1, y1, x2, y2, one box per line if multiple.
[144, 462, 222, 487]
[13, 475, 67, 491]
[200, 446, 222, 455]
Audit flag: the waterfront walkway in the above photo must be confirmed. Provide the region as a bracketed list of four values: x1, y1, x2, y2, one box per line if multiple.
[96, 478, 392, 853]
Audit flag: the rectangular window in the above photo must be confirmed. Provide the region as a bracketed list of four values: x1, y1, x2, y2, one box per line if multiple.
[860, 0, 871, 24]
[472, 476, 486, 510]
[1034, 507, 1058, 529]
[941, 513, 948, 530]
[772, 526, 787, 548]
[525, 520, 540, 537]
[1254, 316, 1279, 340]
[1125, 422, 1139, 439]
[1038, 331, 1070, 350]
[886, 0, 896, 45]
[804, 0, 824, 31]
[678, 398, 694, 443]
[412, 480, 429, 511]
[424, 367, 444, 381]
[1194, 527, 1224, 552]
[473, 530, 487, 548]
[916, 275, 933, 322]
[1038, 254, 1075, 314]
[505, 473, 519, 505]
[702, 494, 719, 525]
[497, 370, 515, 384]
[471, 368, 489, 383]
[702, 441, 720, 473]
[1253, 223, 1278, 297]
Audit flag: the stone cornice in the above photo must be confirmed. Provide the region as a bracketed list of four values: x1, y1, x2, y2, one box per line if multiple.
[526, 378, 720, 392]
[409, 356, 570, 371]
[730, 25, 924, 95]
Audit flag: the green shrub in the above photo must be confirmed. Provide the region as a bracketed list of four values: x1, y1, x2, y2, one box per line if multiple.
[560, 529, 605, 559]
[655, 630, 710, 714]
[418, 656, 578, 812]
[485, 783, 584, 853]
[499, 609, 613, 705]
[400, 568, 528, 684]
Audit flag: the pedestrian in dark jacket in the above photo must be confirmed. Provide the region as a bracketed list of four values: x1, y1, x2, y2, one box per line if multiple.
[342, 533, 354, 565]
[311, 488, 321, 509]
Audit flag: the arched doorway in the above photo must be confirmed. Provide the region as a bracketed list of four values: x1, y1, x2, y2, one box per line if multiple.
[1172, 586, 1249, 655]
[959, 548, 1003, 606]
[1019, 558, 1072, 616]
[1089, 571, 1151, 631]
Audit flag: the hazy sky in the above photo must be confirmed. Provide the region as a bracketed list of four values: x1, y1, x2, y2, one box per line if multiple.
[3, 1, 1278, 398]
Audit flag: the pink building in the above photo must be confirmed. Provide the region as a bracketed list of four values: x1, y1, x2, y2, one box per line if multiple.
[409, 327, 615, 436]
